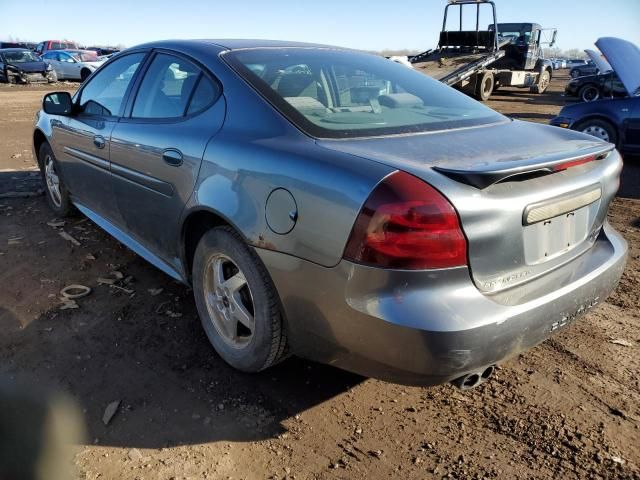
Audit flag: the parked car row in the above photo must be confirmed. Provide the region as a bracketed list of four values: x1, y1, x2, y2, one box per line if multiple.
[563, 45, 627, 103]
[549, 58, 590, 70]
[553, 37, 640, 154]
[0, 39, 120, 84]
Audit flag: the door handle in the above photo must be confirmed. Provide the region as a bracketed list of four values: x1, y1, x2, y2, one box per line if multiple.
[162, 149, 183, 166]
[93, 135, 105, 149]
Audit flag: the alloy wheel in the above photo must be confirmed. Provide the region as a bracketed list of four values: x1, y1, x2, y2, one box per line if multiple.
[203, 253, 255, 348]
[44, 155, 62, 207]
[538, 73, 550, 92]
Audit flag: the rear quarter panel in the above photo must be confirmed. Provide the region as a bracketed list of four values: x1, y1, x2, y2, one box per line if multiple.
[184, 53, 394, 267]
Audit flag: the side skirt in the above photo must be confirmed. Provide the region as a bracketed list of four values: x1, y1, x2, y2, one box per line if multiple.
[73, 201, 187, 284]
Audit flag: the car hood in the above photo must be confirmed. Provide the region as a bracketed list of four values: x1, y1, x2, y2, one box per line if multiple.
[596, 37, 640, 96]
[316, 120, 607, 186]
[7, 61, 48, 72]
[584, 49, 612, 73]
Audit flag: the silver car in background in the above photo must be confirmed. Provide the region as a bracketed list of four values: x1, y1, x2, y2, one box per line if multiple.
[41, 49, 105, 81]
[33, 40, 627, 389]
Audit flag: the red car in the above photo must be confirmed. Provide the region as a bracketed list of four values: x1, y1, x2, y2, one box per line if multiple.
[34, 40, 79, 56]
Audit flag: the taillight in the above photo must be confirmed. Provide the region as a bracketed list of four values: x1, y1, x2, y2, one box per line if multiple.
[343, 171, 467, 269]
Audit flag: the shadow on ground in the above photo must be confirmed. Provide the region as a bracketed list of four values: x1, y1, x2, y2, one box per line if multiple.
[619, 155, 640, 200]
[0, 244, 363, 450]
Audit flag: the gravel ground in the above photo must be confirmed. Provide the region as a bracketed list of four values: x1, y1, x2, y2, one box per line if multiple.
[0, 73, 638, 480]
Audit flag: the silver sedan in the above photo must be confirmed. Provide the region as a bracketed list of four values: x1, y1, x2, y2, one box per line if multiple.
[41, 49, 104, 81]
[33, 39, 627, 389]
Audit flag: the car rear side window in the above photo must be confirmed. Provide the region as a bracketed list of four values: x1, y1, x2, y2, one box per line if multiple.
[79, 53, 145, 117]
[132, 53, 206, 119]
[186, 75, 220, 115]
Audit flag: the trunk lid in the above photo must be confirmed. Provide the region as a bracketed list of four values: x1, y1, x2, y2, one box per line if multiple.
[317, 120, 620, 293]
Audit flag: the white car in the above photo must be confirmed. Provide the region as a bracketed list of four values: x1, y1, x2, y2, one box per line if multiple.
[41, 50, 105, 81]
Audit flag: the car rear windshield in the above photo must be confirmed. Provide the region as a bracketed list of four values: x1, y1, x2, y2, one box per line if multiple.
[71, 52, 97, 62]
[224, 48, 506, 139]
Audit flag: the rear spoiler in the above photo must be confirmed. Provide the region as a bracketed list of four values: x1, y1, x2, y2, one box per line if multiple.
[433, 145, 614, 189]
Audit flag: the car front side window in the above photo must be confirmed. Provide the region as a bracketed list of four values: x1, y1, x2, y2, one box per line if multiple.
[78, 53, 145, 117]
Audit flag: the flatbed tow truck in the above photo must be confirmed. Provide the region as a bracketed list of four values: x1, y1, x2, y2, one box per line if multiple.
[406, 0, 557, 101]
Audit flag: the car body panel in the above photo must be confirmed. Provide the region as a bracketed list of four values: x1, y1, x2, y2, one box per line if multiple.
[110, 94, 227, 263]
[33, 39, 629, 385]
[257, 222, 626, 385]
[551, 96, 640, 153]
[50, 115, 121, 222]
[317, 122, 622, 293]
[596, 37, 640, 97]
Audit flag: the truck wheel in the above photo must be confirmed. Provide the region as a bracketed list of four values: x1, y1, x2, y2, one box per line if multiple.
[579, 85, 600, 102]
[531, 70, 550, 94]
[474, 72, 494, 101]
[575, 119, 617, 145]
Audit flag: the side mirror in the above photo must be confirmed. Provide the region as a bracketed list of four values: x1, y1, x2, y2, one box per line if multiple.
[43, 92, 73, 116]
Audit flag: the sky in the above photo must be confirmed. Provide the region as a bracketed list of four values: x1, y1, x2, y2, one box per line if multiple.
[1, 0, 639, 52]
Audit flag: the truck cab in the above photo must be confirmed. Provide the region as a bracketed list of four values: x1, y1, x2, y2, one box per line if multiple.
[491, 23, 555, 71]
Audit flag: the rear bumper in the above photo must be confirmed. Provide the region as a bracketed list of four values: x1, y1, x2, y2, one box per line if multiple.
[257, 222, 627, 386]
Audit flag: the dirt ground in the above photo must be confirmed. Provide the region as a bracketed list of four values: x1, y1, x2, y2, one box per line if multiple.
[0, 73, 638, 480]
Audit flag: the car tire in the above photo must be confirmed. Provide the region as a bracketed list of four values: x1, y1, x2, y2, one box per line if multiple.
[80, 69, 91, 82]
[570, 69, 580, 78]
[579, 84, 600, 102]
[38, 142, 75, 217]
[530, 70, 551, 94]
[474, 72, 494, 101]
[575, 119, 618, 145]
[47, 70, 58, 83]
[192, 226, 289, 373]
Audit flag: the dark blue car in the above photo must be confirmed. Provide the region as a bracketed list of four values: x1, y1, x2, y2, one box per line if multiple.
[0, 48, 57, 84]
[551, 38, 640, 154]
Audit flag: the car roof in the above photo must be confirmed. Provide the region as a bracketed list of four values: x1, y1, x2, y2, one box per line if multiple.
[129, 38, 347, 52]
[46, 49, 93, 54]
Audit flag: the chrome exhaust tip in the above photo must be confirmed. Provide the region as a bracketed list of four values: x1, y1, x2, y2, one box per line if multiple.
[451, 365, 496, 390]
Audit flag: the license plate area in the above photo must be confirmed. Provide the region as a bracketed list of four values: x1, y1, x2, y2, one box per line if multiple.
[523, 207, 590, 264]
